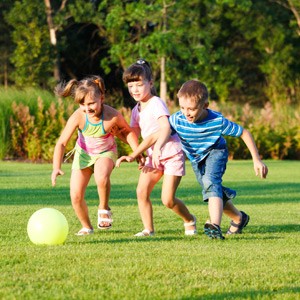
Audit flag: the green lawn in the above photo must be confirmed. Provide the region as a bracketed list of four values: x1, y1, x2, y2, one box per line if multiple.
[0, 160, 299, 300]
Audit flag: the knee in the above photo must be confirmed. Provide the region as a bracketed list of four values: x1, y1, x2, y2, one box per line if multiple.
[70, 192, 82, 207]
[161, 196, 174, 209]
[202, 177, 213, 191]
[95, 175, 109, 189]
[136, 186, 146, 200]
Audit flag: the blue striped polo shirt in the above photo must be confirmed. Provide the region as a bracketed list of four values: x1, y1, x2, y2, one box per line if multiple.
[169, 109, 243, 163]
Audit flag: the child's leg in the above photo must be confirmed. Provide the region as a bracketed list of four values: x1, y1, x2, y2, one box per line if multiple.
[161, 174, 196, 231]
[70, 168, 93, 229]
[223, 200, 241, 221]
[94, 157, 114, 228]
[208, 196, 223, 226]
[223, 200, 249, 234]
[136, 166, 162, 233]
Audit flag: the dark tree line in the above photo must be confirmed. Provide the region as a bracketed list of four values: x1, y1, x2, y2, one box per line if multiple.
[1, 0, 299, 107]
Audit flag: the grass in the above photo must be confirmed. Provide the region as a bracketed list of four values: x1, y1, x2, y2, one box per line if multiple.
[0, 160, 299, 300]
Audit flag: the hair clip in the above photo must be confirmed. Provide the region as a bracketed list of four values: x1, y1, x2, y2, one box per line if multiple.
[136, 59, 146, 65]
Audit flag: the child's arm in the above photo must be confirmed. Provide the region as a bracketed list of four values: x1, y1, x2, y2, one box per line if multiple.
[51, 112, 79, 186]
[115, 131, 160, 167]
[240, 128, 268, 179]
[114, 112, 140, 150]
[152, 118, 172, 168]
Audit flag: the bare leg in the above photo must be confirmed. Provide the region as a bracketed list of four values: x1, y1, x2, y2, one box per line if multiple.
[70, 168, 93, 229]
[94, 157, 114, 227]
[208, 196, 223, 226]
[136, 166, 162, 233]
[223, 200, 242, 233]
[161, 174, 196, 232]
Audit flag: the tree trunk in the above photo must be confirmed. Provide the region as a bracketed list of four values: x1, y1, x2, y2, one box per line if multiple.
[160, 56, 167, 102]
[159, 1, 168, 102]
[44, 0, 60, 82]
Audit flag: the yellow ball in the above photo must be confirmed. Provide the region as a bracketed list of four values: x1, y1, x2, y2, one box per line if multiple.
[27, 208, 69, 245]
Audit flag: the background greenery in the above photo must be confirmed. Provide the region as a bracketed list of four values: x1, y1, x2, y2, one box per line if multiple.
[0, 160, 299, 299]
[1, 1, 299, 161]
[1, 88, 299, 161]
[1, 0, 299, 106]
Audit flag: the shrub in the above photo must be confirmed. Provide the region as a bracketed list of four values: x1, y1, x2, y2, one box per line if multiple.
[1, 88, 300, 161]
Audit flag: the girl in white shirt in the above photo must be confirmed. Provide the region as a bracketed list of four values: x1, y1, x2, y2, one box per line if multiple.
[117, 59, 197, 237]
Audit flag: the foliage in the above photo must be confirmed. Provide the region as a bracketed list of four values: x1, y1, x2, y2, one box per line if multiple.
[5, 0, 54, 88]
[0, 161, 300, 299]
[0, 88, 299, 161]
[2, 0, 300, 106]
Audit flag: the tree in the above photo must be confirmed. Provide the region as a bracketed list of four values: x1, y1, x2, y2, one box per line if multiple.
[6, 0, 54, 87]
[0, 1, 14, 87]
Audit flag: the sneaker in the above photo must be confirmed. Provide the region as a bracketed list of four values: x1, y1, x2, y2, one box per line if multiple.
[204, 222, 225, 240]
[226, 211, 250, 235]
[134, 229, 154, 237]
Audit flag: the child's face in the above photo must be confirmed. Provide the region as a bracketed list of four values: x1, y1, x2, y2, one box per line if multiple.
[127, 79, 152, 102]
[79, 93, 103, 117]
[179, 97, 208, 123]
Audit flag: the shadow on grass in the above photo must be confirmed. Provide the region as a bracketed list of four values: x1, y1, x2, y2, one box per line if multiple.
[249, 224, 300, 234]
[70, 235, 186, 245]
[0, 181, 299, 206]
[180, 286, 300, 300]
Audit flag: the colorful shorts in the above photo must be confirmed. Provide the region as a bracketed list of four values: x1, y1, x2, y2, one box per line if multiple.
[71, 145, 118, 171]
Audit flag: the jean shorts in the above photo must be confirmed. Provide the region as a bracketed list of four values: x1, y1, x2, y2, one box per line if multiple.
[191, 147, 236, 203]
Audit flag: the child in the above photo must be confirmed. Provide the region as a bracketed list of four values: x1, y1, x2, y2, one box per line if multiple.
[51, 75, 139, 235]
[116, 59, 197, 237]
[150, 79, 269, 239]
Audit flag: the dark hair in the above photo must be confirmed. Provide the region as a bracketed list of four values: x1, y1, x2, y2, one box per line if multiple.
[123, 59, 157, 96]
[177, 80, 209, 105]
[55, 75, 106, 104]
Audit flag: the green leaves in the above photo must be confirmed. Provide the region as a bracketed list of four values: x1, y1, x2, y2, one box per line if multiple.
[3, 0, 300, 106]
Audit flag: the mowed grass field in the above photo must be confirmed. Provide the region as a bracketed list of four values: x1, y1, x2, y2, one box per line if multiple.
[0, 160, 299, 300]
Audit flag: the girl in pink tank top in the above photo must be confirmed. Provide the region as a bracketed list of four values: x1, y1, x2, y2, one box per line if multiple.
[51, 76, 139, 235]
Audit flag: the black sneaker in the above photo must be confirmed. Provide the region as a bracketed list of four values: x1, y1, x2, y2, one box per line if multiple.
[204, 222, 225, 240]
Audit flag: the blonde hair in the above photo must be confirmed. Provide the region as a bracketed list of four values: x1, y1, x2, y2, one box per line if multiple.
[55, 75, 106, 104]
[177, 80, 209, 105]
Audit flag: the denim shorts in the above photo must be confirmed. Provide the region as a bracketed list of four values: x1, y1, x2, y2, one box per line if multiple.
[191, 148, 236, 203]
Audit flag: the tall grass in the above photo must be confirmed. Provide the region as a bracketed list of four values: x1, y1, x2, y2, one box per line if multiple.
[1, 87, 300, 161]
[0, 160, 299, 299]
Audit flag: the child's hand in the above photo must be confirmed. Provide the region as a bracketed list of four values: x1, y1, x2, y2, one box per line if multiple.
[115, 156, 134, 167]
[136, 154, 145, 170]
[254, 160, 268, 179]
[51, 169, 64, 186]
[152, 148, 161, 169]
[110, 125, 125, 136]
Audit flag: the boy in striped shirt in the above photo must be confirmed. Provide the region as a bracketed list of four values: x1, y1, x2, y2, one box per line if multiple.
[154, 79, 268, 239]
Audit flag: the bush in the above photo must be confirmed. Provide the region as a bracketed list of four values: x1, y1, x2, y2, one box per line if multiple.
[1, 88, 300, 161]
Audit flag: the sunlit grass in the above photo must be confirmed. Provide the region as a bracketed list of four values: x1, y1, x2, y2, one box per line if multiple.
[0, 160, 299, 299]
